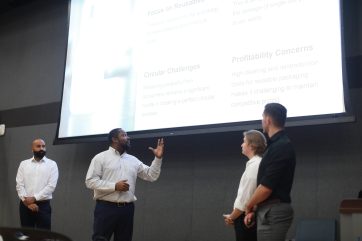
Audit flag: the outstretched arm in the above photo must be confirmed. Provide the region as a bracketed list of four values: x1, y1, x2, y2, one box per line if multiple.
[138, 138, 165, 182]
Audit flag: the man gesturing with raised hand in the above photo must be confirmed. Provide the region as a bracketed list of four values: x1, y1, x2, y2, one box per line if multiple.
[86, 128, 164, 241]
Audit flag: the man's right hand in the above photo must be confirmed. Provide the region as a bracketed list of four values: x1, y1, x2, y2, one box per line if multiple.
[115, 180, 129, 192]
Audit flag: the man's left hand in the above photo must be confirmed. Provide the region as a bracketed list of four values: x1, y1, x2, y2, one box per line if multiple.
[149, 138, 165, 158]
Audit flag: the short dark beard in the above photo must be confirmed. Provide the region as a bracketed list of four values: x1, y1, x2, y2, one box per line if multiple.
[122, 141, 131, 152]
[33, 150, 46, 160]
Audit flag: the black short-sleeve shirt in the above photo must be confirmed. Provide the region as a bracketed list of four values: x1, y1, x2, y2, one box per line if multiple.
[257, 130, 296, 203]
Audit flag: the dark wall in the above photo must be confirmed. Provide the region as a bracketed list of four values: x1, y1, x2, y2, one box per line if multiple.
[0, 1, 361, 241]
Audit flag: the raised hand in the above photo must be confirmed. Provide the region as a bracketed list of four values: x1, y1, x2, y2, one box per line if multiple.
[148, 138, 165, 158]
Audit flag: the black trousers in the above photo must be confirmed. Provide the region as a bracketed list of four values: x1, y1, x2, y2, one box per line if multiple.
[19, 200, 51, 230]
[233, 213, 257, 241]
[93, 200, 135, 241]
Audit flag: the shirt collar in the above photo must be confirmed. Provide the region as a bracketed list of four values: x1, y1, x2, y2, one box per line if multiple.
[32, 156, 46, 163]
[268, 130, 285, 144]
[109, 146, 127, 157]
[247, 155, 261, 165]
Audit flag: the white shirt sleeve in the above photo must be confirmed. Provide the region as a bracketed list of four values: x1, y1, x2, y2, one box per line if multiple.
[233, 156, 261, 211]
[85, 155, 116, 192]
[16, 161, 26, 201]
[137, 157, 162, 182]
[233, 175, 258, 211]
[34, 162, 59, 201]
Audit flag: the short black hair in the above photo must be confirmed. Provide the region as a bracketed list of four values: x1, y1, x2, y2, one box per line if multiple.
[263, 103, 287, 128]
[108, 128, 122, 144]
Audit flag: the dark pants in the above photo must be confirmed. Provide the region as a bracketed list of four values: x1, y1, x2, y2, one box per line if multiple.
[19, 200, 51, 230]
[233, 213, 257, 241]
[93, 200, 135, 241]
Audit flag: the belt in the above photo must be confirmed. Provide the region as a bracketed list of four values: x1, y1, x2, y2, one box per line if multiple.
[96, 199, 133, 207]
[259, 198, 281, 207]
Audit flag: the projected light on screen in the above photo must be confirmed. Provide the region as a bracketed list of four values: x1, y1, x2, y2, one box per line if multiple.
[57, 0, 349, 141]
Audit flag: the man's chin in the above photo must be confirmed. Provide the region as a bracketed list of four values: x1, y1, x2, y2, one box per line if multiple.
[123, 144, 131, 151]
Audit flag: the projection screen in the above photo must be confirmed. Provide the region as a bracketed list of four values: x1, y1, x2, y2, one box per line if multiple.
[56, 0, 351, 142]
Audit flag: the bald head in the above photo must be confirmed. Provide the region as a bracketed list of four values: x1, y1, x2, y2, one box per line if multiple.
[32, 139, 46, 160]
[32, 139, 45, 149]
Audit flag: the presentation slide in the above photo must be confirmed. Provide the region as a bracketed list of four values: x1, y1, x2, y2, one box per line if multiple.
[58, 0, 346, 139]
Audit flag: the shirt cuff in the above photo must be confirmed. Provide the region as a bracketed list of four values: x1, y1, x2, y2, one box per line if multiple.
[153, 157, 162, 165]
[110, 182, 116, 191]
[233, 202, 246, 212]
[33, 194, 40, 201]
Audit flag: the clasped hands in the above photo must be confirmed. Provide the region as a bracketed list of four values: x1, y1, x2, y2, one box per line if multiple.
[23, 197, 38, 212]
[223, 212, 255, 228]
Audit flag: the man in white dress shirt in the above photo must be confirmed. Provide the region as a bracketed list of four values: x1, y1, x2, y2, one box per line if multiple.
[86, 128, 165, 241]
[223, 130, 267, 241]
[16, 138, 59, 230]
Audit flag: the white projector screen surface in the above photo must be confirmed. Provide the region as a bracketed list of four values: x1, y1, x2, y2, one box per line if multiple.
[58, 0, 347, 139]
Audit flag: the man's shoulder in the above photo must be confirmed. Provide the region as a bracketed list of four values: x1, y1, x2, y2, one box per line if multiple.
[264, 133, 295, 158]
[93, 149, 112, 158]
[271, 133, 293, 148]
[19, 157, 33, 164]
[268, 139, 295, 164]
[44, 157, 58, 165]
[279, 135, 295, 152]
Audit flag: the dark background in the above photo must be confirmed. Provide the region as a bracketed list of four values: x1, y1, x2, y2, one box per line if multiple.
[0, 0, 361, 240]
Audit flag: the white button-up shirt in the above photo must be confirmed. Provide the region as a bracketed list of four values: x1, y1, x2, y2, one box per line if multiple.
[16, 157, 59, 201]
[85, 147, 162, 203]
[233, 155, 262, 212]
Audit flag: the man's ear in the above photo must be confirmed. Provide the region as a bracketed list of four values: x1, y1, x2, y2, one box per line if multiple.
[265, 115, 272, 125]
[112, 136, 119, 143]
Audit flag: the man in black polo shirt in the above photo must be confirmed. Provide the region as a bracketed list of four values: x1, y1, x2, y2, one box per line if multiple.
[244, 103, 296, 241]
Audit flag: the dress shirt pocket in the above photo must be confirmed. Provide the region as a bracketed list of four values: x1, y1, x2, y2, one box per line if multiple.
[103, 162, 122, 180]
